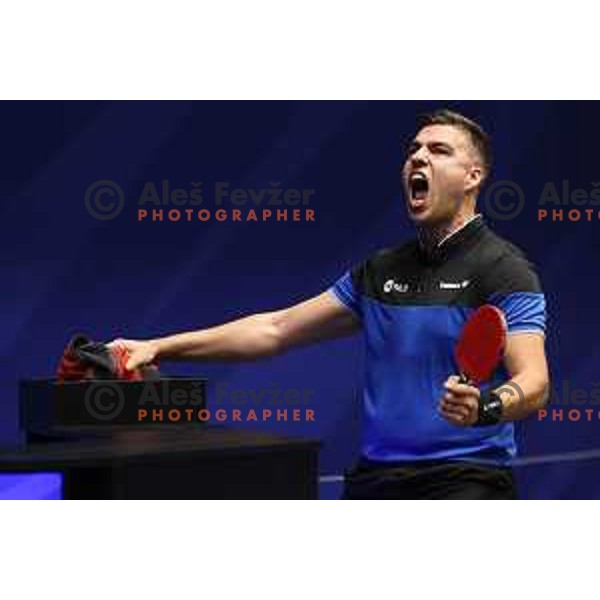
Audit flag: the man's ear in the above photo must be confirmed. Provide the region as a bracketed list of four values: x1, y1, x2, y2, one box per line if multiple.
[465, 164, 484, 194]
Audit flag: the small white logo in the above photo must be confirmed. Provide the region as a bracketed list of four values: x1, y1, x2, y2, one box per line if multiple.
[439, 279, 470, 290]
[383, 279, 409, 293]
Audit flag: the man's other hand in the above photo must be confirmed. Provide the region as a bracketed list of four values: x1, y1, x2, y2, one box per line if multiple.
[439, 375, 481, 427]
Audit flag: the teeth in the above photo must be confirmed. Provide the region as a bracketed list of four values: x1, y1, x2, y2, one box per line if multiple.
[410, 172, 427, 182]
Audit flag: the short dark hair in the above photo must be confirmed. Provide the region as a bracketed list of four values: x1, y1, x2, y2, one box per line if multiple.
[416, 109, 492, 179]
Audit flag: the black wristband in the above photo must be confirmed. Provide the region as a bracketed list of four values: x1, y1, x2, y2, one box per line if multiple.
[475, 389, 503, 426]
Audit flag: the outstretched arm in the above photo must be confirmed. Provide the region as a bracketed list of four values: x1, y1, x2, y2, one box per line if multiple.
[112, 291, 360, 370]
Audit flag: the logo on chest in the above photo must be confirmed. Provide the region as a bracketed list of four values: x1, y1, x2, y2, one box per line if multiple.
[382, 277, 472, 296]
[439, 280, 471, 290]
[383, 279, 409, 294]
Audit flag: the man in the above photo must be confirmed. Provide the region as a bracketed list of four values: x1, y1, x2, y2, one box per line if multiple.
[113, 109, 549, 499]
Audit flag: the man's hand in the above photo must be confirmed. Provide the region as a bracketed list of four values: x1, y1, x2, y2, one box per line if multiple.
[107, 339, 159, 371]
[438, 375, 481, 427]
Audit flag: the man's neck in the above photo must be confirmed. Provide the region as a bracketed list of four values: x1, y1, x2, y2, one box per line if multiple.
[417, 211, 479, 251]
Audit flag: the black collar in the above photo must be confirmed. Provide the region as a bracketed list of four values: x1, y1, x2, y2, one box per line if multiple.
[417, 214, 486, 265]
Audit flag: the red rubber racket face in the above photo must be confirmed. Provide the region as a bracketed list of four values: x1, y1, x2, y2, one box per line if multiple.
[455, 305, 507, 385]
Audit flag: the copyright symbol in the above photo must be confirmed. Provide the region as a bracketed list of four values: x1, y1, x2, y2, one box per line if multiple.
[84, 382, 125, 421]
[84, 180, 125, 221]
[495, 381, 525, 411]
[483, 180, 525, 221]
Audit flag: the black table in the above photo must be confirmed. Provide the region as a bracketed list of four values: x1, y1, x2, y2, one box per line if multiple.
[0, 426, 320, 499]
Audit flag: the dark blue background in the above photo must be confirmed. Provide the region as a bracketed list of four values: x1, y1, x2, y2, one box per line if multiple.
[2, 101, 598, 498]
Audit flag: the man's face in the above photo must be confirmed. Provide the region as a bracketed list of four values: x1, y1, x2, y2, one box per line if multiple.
[402, 124, 483, 227]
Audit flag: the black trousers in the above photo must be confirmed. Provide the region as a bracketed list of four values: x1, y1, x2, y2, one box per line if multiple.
[342, 457, 517, 500]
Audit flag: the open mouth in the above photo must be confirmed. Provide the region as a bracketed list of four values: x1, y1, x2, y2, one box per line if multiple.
[409, 172, 429, 207]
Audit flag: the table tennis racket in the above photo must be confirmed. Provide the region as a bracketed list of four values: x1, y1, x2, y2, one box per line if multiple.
[455, 304, 507, 385]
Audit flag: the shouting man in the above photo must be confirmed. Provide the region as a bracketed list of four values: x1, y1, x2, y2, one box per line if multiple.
[112, 109, 549, 500]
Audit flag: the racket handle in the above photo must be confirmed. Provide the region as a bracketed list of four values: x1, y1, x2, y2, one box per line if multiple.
[458, 373, 471, 385]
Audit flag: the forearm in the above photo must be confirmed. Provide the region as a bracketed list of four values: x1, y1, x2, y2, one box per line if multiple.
[497, 372, 549, 421]
[152, 312, 282, 362]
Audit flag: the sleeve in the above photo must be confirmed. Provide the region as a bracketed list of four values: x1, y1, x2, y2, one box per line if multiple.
[480, 250, 546, 335]
[328, 264, 365, 319]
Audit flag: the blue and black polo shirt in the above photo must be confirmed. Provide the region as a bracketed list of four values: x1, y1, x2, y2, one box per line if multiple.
[329, 214, 546, 465]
